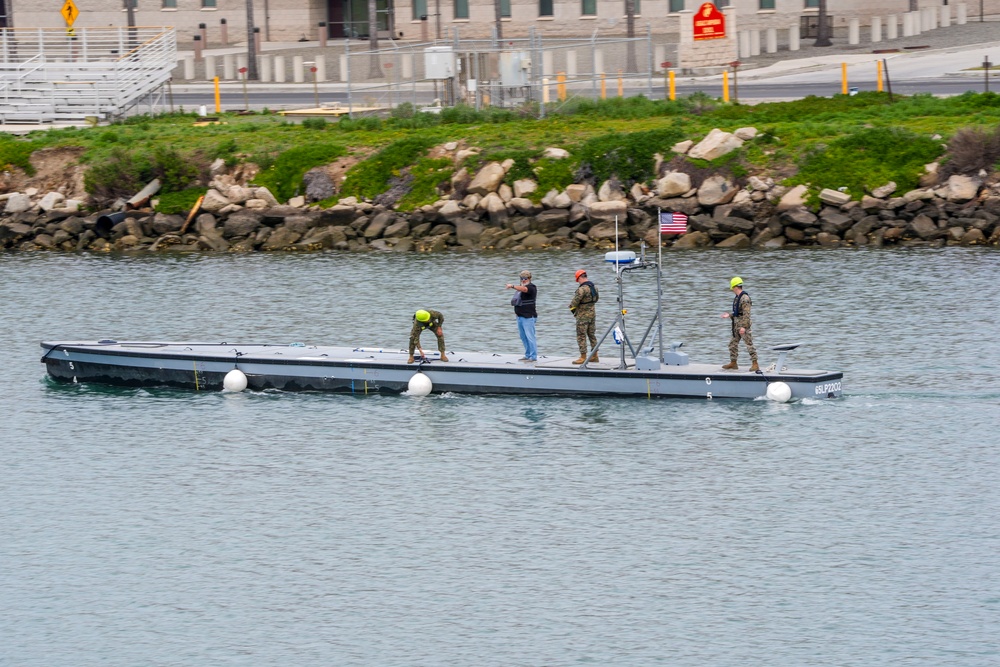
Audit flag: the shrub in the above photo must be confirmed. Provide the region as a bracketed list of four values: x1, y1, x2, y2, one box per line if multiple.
[575, 126, 685, 185]
[83, 147, 150, 202]
[251, 142, 346, 202]
[395, 157, 454, 210]
[150, 146, 202, 193]
[302, 117, 328, 130]
[939, 125, 1000, 179]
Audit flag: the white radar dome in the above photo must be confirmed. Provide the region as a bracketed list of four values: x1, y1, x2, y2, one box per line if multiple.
[766, 381, 792, 403]
[223, 369, 248, 392]
[407, 372, 433, 397]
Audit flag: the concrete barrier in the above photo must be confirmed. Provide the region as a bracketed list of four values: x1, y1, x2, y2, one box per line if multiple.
[766, 28, 777, 54]
[275, 55, 286, 83]
[788, 24, 800, 52]
[887, 15, 898, 40]
[871, 16, 882, 44]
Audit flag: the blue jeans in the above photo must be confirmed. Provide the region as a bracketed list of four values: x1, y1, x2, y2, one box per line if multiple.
[517, 316, 537, 360]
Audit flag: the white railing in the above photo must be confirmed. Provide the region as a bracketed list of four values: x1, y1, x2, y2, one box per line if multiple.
[0, 27, 176, 124]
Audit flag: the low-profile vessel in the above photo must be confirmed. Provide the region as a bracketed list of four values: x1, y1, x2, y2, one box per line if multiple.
[40, 250, 843, 401]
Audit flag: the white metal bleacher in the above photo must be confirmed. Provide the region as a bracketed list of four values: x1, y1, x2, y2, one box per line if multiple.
[0, 27, 176, 125]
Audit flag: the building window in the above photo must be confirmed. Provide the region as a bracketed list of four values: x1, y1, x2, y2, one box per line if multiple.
[759, 0, 775, 9]
[805, 0, 819, 6]
[714, 0, 731, 7]
[202, 0, 217, 8]
[162, 0, 177, 7]
[123, 0, 136, 7]
[413, 0, 427, 19]
[582, 0, 596, 16]
[539, 0, 553, 16]
[624, 0, 641, 15]
[454, 0, 468, 19]
[669, 0, 684, 13]
[501, 0, 511, 17]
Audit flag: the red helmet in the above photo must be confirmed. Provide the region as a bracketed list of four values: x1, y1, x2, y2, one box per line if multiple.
[575, 269, 587, 281]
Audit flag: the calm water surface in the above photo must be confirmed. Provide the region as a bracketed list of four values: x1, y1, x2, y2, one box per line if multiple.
[2, 248, 999, 666]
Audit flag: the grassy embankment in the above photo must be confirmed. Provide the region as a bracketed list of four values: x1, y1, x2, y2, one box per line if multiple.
[2, 92, 1000, 214]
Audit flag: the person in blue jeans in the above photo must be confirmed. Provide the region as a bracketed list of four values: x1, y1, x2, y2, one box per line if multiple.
[505, 270, 538, 362]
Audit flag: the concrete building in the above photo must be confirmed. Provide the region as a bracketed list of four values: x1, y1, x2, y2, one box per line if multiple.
[2, 0, 996, 42]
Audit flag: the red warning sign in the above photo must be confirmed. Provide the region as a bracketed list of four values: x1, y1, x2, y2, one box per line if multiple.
[693, 2, 726, 41]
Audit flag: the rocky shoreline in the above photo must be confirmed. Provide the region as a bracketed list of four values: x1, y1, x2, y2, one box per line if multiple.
[3, 129, 1000, 253]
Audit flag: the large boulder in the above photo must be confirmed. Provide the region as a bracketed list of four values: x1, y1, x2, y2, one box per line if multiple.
[944, 174, 981, 203]
[304, 168, 336, 202]
[200, 189, 231, 213]
[467, 162, 506, 196]
[262, 227, 301, 249]
[38, 192, 65, 212]
[587, 200, 628, 224]
[696, 175, 739, 207]
[513, 179, 537, 198]
[657, 172, 692, 198]
[687, 128, 744, 161]
[819, 188, 852, 206]
[532, 209, 571, 234]
[223, 212, 263, 238]
[597, 180, 626, 202]
[3, 193, 33, 214]
[455, 219, 485, 243]
[777, 185, 809, 211]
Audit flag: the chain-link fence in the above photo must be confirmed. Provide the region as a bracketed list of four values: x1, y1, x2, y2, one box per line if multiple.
[337, 26, 678, 118]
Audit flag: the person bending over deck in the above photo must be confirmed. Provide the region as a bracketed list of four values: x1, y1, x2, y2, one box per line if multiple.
[408, 309, 447, 363]
[721, 276, 759, 372]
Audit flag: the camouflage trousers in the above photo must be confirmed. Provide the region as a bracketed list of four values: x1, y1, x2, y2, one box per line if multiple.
[575, 316, 597, 356]
[409, 325, 446, 355]
[728, 328, 758, 363]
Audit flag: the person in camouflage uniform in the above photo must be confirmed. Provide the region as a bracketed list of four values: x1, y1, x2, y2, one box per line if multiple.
[408, 309, 448, 363]
[721, 277, 758, 372]
[569, 269, 599, 364]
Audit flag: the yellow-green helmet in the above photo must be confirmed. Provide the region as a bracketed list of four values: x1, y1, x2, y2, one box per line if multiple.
[730, 276, 743, 289]
[415, 309, 431, 322]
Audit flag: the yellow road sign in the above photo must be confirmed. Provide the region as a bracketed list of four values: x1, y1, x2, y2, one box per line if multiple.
[61, 0, 79, 27]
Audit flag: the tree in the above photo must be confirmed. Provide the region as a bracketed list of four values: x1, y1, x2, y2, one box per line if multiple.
[814, 0, 832, 47]
[245, 0, 259, 80]
[368, 0, 384, 78]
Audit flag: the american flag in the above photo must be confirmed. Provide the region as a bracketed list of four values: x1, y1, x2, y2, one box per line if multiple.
[659, 211, 688, 234]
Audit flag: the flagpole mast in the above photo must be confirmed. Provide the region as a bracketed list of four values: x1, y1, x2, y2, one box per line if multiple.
[657, 208, 663, 366]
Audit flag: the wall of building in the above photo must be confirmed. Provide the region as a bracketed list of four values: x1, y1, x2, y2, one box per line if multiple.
[8, 0, 1000, 43]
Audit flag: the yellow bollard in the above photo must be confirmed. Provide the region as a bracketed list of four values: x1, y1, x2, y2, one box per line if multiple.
[600, 73, 606, 100]
[213, 76, 221, 113]
[877, 60, 883, 92]
[617, 69, 623, 97]
[722, 70, 729, 103]
[842, 62, 848, 95]
[669, 70, 676, 101]
[557, 71, 567, 101]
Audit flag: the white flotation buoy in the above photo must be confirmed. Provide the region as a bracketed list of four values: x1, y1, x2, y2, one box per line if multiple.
[223, 369, 248, 392]
[407, 372, 432, 396]
[766, 381, 792, 403]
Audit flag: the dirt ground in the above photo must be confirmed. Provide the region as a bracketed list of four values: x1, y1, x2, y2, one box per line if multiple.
[0, 146, 89, 200]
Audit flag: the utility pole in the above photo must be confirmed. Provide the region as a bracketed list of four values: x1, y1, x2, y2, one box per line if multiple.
[494, 0, 503, 40]
[625, 0, 637, 72]
[814, 0, 832, 47]
[245, 0, 259, 80]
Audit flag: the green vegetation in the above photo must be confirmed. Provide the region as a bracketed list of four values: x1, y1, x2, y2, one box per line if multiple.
[6, 93, 1000, 210]
[251, 142, 346, 202]
[790, 127, 943, 198]
[156, 188, 205, 215]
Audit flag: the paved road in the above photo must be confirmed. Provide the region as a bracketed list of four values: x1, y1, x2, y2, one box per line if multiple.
[169, 75, 996, 111]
